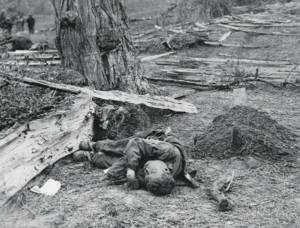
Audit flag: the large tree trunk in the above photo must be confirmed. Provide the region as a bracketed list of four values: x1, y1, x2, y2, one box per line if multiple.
[51, 0, 148, 93]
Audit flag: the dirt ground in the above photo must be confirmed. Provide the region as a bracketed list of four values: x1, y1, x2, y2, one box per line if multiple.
[1, 87, 300, 228]
[1, 1, 300, 228]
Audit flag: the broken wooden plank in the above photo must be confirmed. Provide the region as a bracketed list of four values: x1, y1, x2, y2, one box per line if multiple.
[8, 50, 59, 56]
[8, 54, 60, 60]
[0, 73, 81, 94]
[158, 68, 231, 82]
[0, 73, 198, 114]
[217, 24, 300, 36]
[227, 22, 300, 28]
[218, 31, 232, 42]
[131, 29, 158, 40]
[204, 41, 269, 49]
[195, 22, 210, 30]
[139, 52, 175, 62]
[0, 60, 61, 66]
[146, 76, 231, 91]
[155, 59, 180, 66]
[0, 94, 94, 207]
[155, 57, 292, 67]
[230, 14, 291, 24]
[157, 65, 299, 83]
[129, 17, 152, 22]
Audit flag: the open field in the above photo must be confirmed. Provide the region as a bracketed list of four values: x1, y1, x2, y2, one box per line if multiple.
[1, 1, 300, 228]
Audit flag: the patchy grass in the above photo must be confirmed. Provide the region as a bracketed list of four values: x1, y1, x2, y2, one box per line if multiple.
[0, 66, 86, 131]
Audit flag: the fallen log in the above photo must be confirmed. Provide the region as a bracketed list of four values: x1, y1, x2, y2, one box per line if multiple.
[0, 94, 94, 207]
[0, 72, 198, 114]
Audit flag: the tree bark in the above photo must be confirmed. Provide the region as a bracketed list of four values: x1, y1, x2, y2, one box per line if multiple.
[51, 0, 148, 93]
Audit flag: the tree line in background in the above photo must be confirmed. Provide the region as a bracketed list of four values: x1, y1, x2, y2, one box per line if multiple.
[0, 0, 53, 20]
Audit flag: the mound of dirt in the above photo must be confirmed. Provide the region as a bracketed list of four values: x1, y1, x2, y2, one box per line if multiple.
[192, 106, 298, 159]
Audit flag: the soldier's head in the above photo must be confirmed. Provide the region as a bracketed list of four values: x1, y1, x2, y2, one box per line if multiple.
[143, 160, 175, 195]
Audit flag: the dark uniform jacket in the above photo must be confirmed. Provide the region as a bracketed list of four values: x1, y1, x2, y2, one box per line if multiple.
[89, 129, 199, 188]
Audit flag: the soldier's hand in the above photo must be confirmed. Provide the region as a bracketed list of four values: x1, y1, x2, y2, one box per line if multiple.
[127, 177, 139, 190]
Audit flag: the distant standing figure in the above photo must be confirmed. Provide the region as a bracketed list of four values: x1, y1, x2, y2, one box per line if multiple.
[14, 16, 23, 32]
[26, 14, 35, 34]
[0, 10, 6, 27]
[0, 10, 6, 36]
[20, 16, 24, 31]
[2, 18, 13, 36]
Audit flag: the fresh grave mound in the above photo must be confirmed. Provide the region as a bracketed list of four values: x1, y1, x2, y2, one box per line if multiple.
[192, 106, 298, 159]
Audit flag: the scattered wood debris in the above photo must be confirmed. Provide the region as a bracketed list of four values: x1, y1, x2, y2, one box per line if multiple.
[131, 8, 300, 52]
[150, 56, 300, 89]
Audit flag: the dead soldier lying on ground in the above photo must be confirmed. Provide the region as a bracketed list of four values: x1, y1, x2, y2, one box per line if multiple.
[73, 128, 199, 195]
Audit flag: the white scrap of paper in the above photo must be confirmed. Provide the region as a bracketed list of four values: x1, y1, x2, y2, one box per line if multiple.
[30, 179, 61, 195]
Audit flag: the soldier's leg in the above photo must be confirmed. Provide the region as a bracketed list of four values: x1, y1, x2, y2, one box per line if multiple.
[79, 138, 130, 156]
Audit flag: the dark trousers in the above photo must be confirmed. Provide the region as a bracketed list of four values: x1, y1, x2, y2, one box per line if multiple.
[28, 26, 34, 34]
